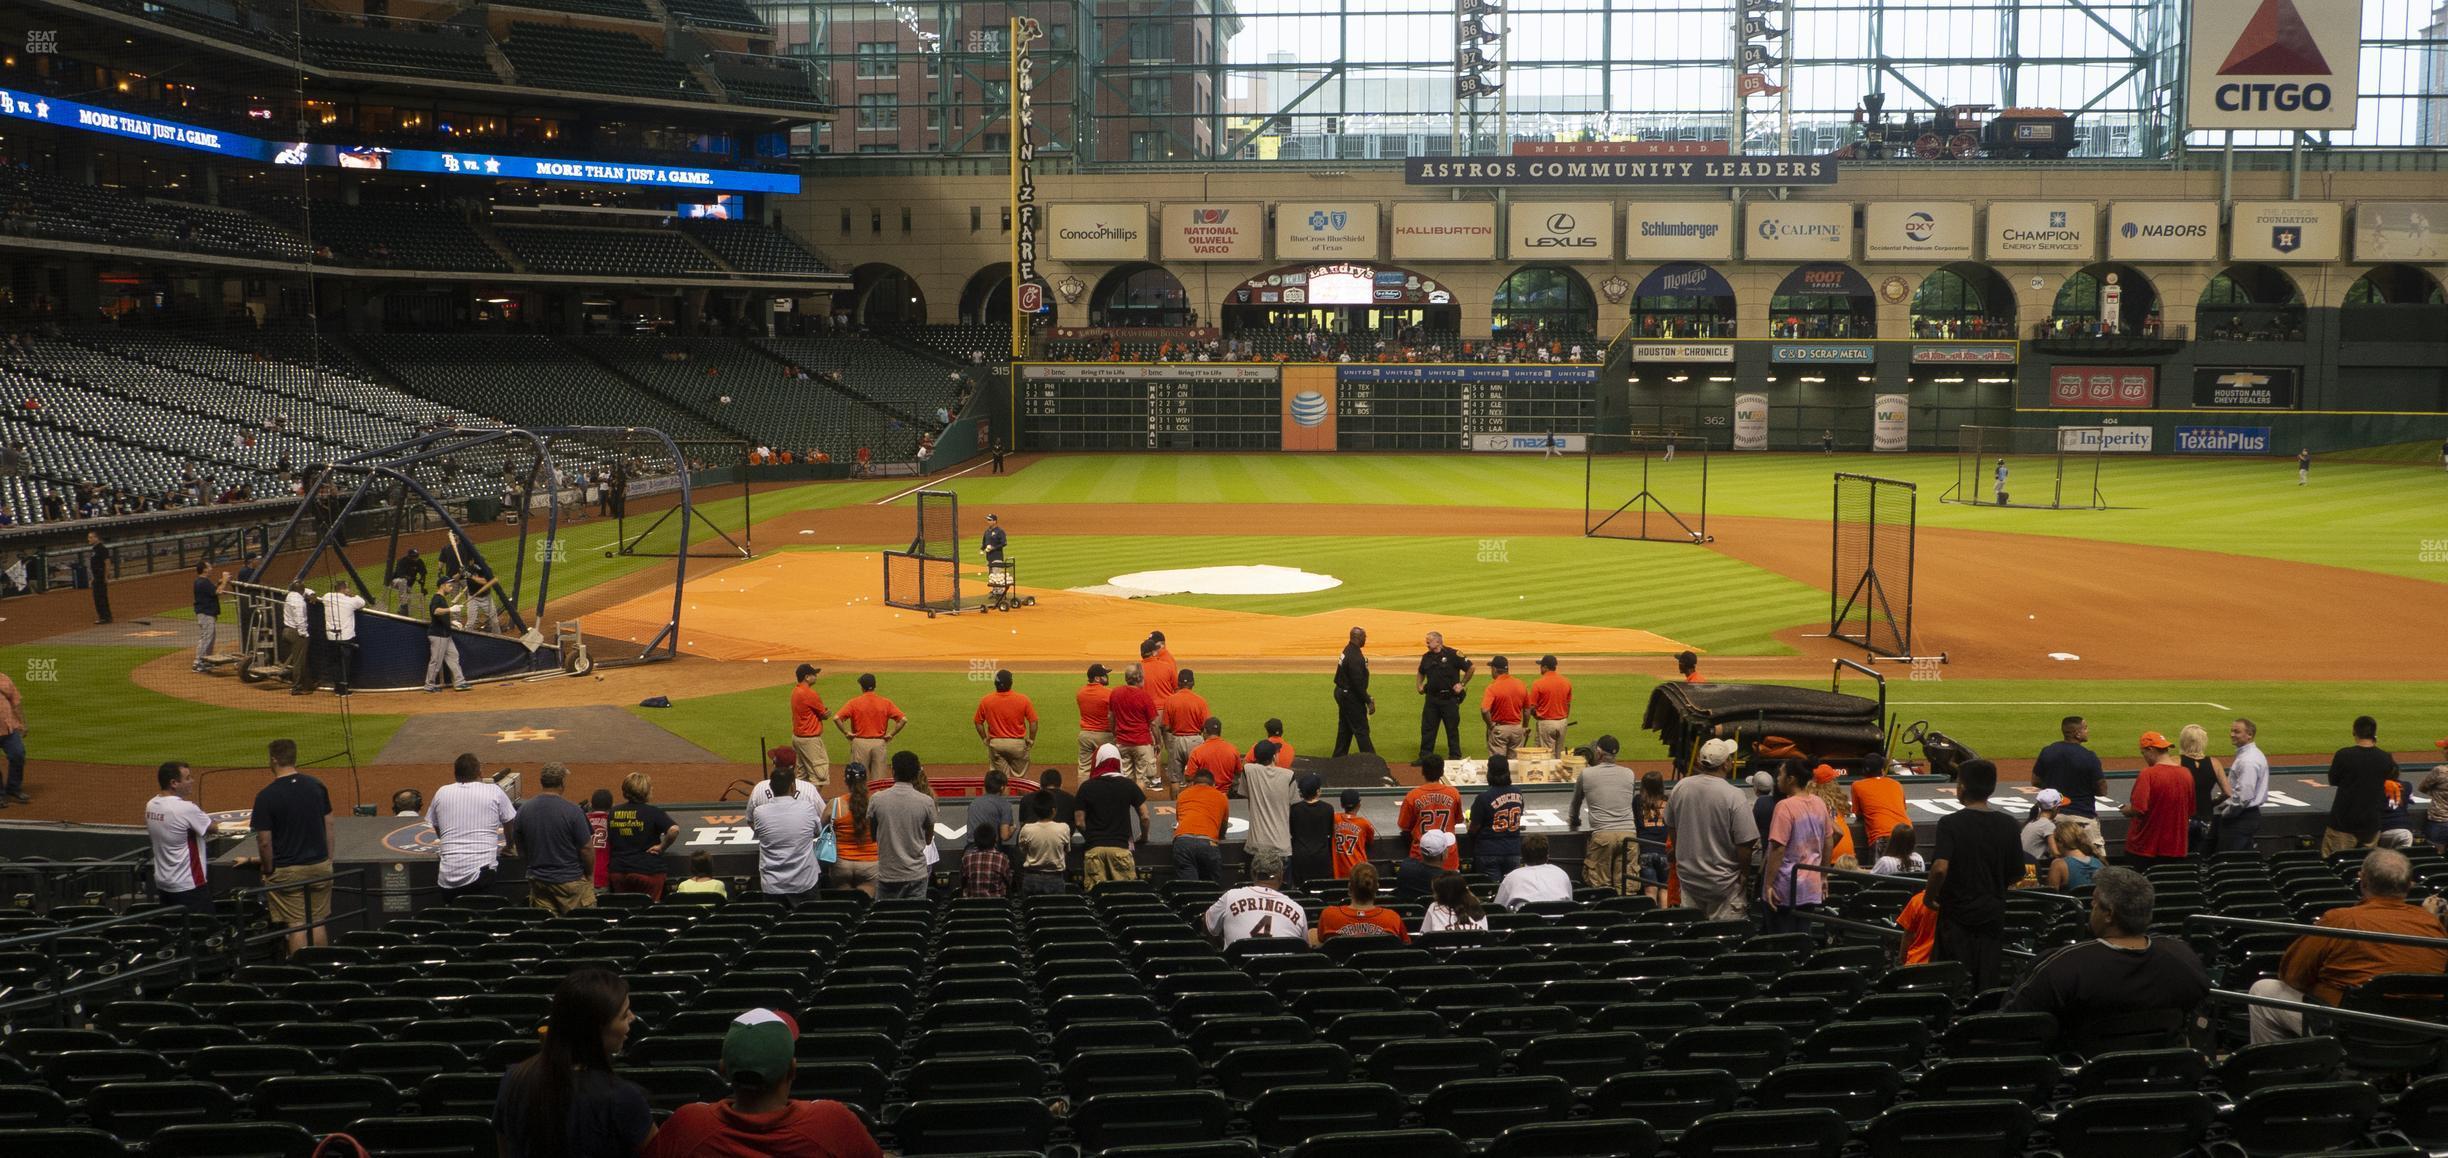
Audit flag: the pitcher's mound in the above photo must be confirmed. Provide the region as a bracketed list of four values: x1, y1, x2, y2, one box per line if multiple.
[1089, 565, 1343, 598]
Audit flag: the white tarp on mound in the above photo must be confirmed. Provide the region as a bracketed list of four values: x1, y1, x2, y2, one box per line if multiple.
[1081, 564, 1345, 599]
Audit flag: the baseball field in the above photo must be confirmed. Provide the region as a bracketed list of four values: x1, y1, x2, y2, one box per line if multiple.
[9, 447, 2446, 821]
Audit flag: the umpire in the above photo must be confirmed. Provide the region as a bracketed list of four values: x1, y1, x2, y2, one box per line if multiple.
[1332, 627, 1374, 757]
[1415, 631, 1475, 761]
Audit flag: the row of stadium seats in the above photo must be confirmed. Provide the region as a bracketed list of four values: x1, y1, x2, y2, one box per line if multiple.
[499, 23, 708, 102]
[492, 223, 723, 277]
[573, 337, 909, 459]
[0, 171, 308, 263]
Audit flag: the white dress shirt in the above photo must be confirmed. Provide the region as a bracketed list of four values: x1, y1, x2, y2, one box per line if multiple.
[1494, 863, 1573, 910]
[321, 591, 366, 641]
[2223, 741, 2271, 814]
[283, 589, 313, 633]
[428, 780, 518, 888]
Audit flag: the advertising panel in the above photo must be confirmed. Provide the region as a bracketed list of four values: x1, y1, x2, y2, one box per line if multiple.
[1629, 343, 1737, 363]
[1405, 155, 1837, 188]
[2229, 201, 2343, 262]
[1745, 201, 1853, 261]
[1987, 202, 2096, 261]
[1391, 201, 1498, 260]
[1507, 202, 1615, 260]
[1281, 366, 1337, 451]
[2107, 202, 2221, 261]
[2175, 425, 2276, 453]
[1862, 203, 1976, 261]
[2193, 366, 2302, 408]
[1873, 394, 1910, 452]
[1160, 202, 1266, 261]
[2061, 427, 2156, 453]
[1277, 202, 1381, 259]
[2047, 365, 2157, 408]
[2353, 202, 2448, 262]
[2185, 0, 2362, 130]
[1337, 365, 1600, 384]
[1624, 202, 1737, 261]
[1043, 203, 1150, 261]
[1770, 344, 1875, 363]
[1733, 393, 1770, 449]
[1470, 433, 1590, 452]
[1911, 344, 2019, 364]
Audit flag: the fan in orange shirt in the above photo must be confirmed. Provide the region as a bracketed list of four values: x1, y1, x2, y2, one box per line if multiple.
[1529, 655, 1572, 755]
[1245, 718, 1296, 768]
[1398, 756, 1465, 870]
[1478, 655, 1531, 759]
[1331, 789, 1376, 880]
[1896, 890, 1937, 965]
[1677, 650, 1705, 684]
[1849, 757, 1910, 853]
[1156, 669, 1210, 788]
[1185, 718, 1240, 786]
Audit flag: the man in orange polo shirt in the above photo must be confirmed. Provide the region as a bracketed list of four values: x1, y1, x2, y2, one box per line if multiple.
[1479, 655, 1531, 759]
[788, 663, 831, 787]
[1677, 650, 1705, 684]
[1141, 635, 1179, 701]
[1075, 663, 1114, 780]
[1186, 718, 1240, 790]
[833, 673, 908, 776]
[1398, 755, 1465, 870]
[1171, 767, 1230, 882]
[1232, 718, 1293, 794]
[972, 669, 1039, 782]
[1530, 655, 1572, 755]
[2250, 848, 2448, 1043]
[1156, 669, 1211, 789]
[1108, 664, 1162, 793]
[1850, 755, 1910, 856]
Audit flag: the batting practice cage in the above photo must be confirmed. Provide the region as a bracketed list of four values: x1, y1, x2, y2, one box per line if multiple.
[615, 438, 752, 559]
[1831, 472, 1922, 660]
[1943, 424, 2109, 510]
[884, 489, 965, 615]
[1585, 431, 1712, 544]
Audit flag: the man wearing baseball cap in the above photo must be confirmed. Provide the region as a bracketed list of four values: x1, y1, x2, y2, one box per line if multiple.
[642, 1008, 881, 1157]
[2124, 731, 2195, 869]
[1664, 736, 1758, 920]
[1075, 664, 1115, 780]
[787, 664, 830, 788]
[1396, 828, 1453, 901]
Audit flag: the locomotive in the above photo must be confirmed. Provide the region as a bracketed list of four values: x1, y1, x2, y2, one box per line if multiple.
[1839, 92, 2079, 161]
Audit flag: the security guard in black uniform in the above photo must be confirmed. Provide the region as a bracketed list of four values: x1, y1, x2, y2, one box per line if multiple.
[1332, 626, 1374, 757]
[1415, 631, 1475, 761]
[980, 513, 1007, 563]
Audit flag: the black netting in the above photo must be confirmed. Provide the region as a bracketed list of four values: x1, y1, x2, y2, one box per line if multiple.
[1832, 472, 1916, 658]
[1583, 432, 1711, 544]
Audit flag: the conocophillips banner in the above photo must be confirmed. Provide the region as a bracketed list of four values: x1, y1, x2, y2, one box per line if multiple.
[2185, 0, 2362, 131]
[2229, 201, 2342, 261]
[1862, 203, 1975, 261]
[1391, 202, 1497, 260]
[1873, 394, 1909, 452]
[1277, 202, 1380, 259]
[1625, 202, 1736, 261]
[1733, 393, 1769, 450]
[1986, 202, 2096, 261]
[1044, 203, 1149, 261]
[2107, 202, 2220, 262]
[2354, 202, 2448, 261]
[1508, 202, 1614, 260]
[1745, 201, 1852, 261]
[1160, 202, 1265, 262]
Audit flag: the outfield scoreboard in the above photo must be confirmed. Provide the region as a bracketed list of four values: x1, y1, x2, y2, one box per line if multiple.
[1018, 365, 1281, 451]
[1017, 363, 1601, 452]
[1336, 365, 1599, 451]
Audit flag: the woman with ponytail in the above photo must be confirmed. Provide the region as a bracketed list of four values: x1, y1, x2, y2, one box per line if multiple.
[493, 967, 651, 1158]
[827, 763, 879, 896]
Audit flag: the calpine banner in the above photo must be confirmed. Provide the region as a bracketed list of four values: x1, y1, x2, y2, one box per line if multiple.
[1406, 155, 1837, 188]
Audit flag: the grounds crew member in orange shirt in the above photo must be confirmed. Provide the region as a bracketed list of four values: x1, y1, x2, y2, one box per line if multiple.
[1530, 655, 1572, 754]
[1247, 718, 1296, 769]
[1076, 664, 1115, 779]
[834, 674, 908, 776]
[1479, 655, 1531, 759]
[1108, 664, 1163, 793]
[1399, 754, 1465, 870]
[1171, 766, 1230, 882]
[1156, 669, 1211, 788]
[788, 664, 832, 787]
[1187, 718, 1241, 791]
[1677, 650, 1705, 683]
[1330, 788, 1376, 880]
[1141, 634, 1179, 701]
[972, 669, 1039, 781]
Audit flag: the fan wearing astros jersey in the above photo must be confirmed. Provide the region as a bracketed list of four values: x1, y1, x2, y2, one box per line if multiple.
[1204, 849, 1308, 947]
[1399, 755, 1465, 870]
[1331, 788, 1376, 880]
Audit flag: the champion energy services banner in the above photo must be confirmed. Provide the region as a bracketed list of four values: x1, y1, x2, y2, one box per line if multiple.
[1043, 203, 1149, 261]
[1987, 202, 2096, 261]
[1160, 203, 1265, 261]
[2185, 0, 2362, 130]
[1873, 395, 1910, 451]
[1624, 202, 1737, 261]
[1391, 202, 1498, 260]
[1508, 203, 1615, 260]
[1277, 203, 1381, 259]
[1862, 203, 1976, 261]
[2229, 201, 2343, 262]
[2107, 202, 2221, 262]
[1745, 201, 1852, 261]
[1733, 393, 1770, 450]
[2354, 202, 2448, 261]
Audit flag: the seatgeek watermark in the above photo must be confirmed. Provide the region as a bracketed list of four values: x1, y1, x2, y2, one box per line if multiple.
[1477, 539, 1510, 564]
[1908, 657, 1943, 682]
[23, 657, 57, 683]
[968, 659, 997, 682]
[2422, 539, 2448, 564]
[533, 537, 566, 564]
[26, 31, 57, 54]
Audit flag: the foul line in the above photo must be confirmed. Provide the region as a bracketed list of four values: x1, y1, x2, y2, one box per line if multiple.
[1896, 699, 2232, 711]
[874, 461, 990, 506]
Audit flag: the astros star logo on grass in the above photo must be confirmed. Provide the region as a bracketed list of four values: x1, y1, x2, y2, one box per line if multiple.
[493, 727, 560, 743]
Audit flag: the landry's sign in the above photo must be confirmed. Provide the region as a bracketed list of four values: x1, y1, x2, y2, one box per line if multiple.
[1405, 155, 1838, 188]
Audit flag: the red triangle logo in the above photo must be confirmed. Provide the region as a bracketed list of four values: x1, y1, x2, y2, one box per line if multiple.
[2218, 0, 2332, 75]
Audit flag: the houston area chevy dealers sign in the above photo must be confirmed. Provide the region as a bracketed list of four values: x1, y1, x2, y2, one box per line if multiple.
[2186, 0, 2362, 130]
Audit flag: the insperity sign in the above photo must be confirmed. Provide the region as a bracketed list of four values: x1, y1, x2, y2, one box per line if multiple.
[1406, 155, 1837, 188]
[2184, 0, 2362, 130]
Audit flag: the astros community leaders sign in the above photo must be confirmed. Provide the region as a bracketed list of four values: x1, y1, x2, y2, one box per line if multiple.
[1406, 155, 1838, 187]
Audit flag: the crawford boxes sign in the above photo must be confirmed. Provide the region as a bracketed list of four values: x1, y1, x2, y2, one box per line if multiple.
[1160, 202, 1265, 261]
[2194, 367, 2302, 408]
[2049, 365, 2156, 408]
[1406, 155, 1838, 188]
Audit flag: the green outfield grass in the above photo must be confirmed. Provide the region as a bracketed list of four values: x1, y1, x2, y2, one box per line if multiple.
[0, 645, 402, 769]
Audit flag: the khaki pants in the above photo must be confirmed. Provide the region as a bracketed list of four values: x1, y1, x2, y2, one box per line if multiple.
[530, 878, 596, 914]
[1121, 744, 1162, 793]
[1164, 734, 1201, 787]
[1583, 829, 1639, 892]
[2249, 977, 2309, 1044]
[1535, 718, 1567, 754]
[1084, 846, 1137, 890]
[1488, 723, 1526, 759]
[1077, 730, 1113, 778]
[791, 734, 831, 787]
[2320, 828, 2372, 858]
[987, 737, 1031, 781]
[264, 860, 333, 932]
[849, 737, 888, 777]
[1680, 882, 1748, 921]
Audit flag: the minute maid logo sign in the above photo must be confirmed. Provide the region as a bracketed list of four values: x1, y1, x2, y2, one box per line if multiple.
[2186, 0, 2361, 130]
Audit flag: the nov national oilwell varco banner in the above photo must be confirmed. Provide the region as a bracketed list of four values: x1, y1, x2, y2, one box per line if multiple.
[1508, 203, 1615, 260]
[2229, 201, 2343, 261]
[1045, 203, 1149, 261]
[1161, 203, 1265, 262]
[1862, 203, 1975, 261]
[1746, 202, 1852, 260]
[2108, 202, 2221, 262]
[1873, 395, 1910, 452]
[1406, 156, 1837, 188]
[1391, 202, 1497, 260]
[2185, 0, 2362, 130]
[1624, 203, 1736, 261]
[1278, 203, 1380, 259]
[1987, 202, 2096, 261]
[2355, 202, 2448, 261]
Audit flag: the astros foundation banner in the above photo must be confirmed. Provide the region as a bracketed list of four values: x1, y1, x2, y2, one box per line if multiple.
[2185, 0, 2362, 130]
[1281, 366, 1337, 451]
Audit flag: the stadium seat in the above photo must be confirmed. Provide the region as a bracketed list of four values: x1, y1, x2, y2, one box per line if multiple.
[1482, 1117, 1659, 1158]
[1421, 1074, 1574, 1142]
[1673, 1107, 1849, 1157]
[187, 1045, 324, 1094]
[1059, 1047, 1201, 1101]
[2328, 974, 2448, 1077]
[901, 1054, 1044, 1102]
[41, 1050, 174, 1096]
[1365, 1036, 1501, 1095]
[1913, 1055, 2059, 1103]
[1246, 1083, 1406, 1149]
[2215, 1037, 2345, 1099]
[145, 1121, 318, 1158]
[250, 1074, 402, 1135]
[1860, 1098, 2035, 1158]
[343, 1042, 475, 1090]
[887, 1096, 1054, 1155]
[2228, 1081, 2383, 1157]
[1513, 1030, 1648, 1089]
[1752, 1061, 1903, 1124]
[1940, 1011, 2058, 1058]
[82, 1081, 229, 1139]
[338, 1114, 497, 1157]
[0, 1127, 130, 1156]
[1287, 1127, 1468, 1158]
[407, 1072, 502, 1117]
[1071, 1089, 1230, 1150]
[1213, 1042, 1354, 1102]
[1588, 1068, 1740, 1136]
[2043, 1091, 2218, 1158]
[0, 1083, 71, 1127]
[1661, 1025, 1791, 1083]
[2067, 1048, 2209, 1098]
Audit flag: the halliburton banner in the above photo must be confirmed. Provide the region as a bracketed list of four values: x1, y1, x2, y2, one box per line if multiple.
[1873, 394, 1910, 452]
[1391, 201, 1498, 260]
[1160, 202, 1266, 261]
[2048, 365, 2157, 408]
[1733, 393, 1770, 449]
